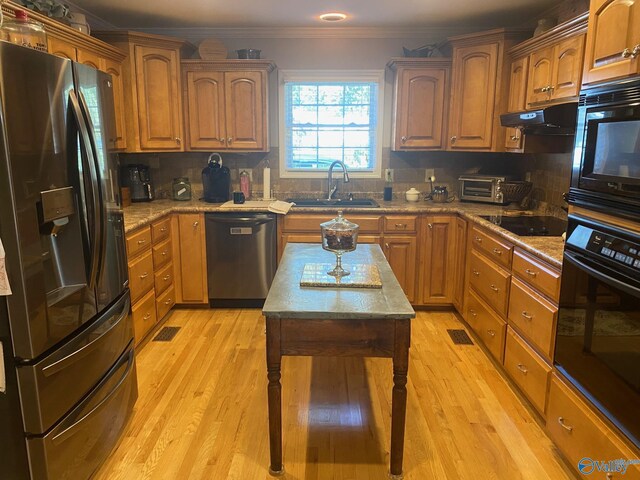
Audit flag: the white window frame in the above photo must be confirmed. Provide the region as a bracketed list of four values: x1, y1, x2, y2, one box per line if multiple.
[278, 69, 384, 179]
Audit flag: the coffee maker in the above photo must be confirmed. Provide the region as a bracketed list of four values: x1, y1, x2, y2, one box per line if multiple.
[121, 164, 153, 202]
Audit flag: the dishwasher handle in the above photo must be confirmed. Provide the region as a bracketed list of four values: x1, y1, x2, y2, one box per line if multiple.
[206, 214, 275, 227]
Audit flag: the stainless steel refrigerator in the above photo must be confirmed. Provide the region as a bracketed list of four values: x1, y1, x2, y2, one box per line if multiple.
[0, 42, 137, 479]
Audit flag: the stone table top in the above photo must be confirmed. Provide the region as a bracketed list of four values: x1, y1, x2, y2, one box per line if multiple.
[262, 243, 416, 320]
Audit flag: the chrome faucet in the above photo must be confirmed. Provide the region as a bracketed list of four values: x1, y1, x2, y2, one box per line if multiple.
[327, 160, 350, 200]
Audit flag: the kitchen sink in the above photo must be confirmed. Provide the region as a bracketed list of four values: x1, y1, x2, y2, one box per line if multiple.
[286, 198, 380, 208]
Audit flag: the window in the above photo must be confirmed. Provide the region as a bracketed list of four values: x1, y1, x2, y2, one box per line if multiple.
[279, 70, 384, 178]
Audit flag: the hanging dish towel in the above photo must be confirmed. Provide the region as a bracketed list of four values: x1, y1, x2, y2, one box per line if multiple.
[0, 237, 11, 296]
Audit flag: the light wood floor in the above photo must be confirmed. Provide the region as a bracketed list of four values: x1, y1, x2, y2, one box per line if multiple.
[95, 309, 576, 480]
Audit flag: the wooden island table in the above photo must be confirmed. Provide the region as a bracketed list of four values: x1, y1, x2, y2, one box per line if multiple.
[262, 243, 416, 479]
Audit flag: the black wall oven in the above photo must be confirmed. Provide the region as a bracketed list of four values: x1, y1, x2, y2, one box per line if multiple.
[556, 214, 640, 449]
[570, 78, 640, 220]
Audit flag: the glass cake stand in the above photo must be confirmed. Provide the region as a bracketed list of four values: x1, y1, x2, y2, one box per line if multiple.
[320, 210, 359, 278]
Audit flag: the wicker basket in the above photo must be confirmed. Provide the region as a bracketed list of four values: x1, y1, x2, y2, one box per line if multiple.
[501, 181, 533, 203]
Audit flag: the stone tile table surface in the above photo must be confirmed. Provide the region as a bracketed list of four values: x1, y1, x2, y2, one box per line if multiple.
[262, 243, 415, 478]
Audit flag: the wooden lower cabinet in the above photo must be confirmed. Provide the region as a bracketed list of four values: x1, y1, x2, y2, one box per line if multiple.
[419, 216, 455, 304]
[547, 374, 640, 480]
[172, 213, 209, 304]
[383, 235, 417, 303]
[132, 289, 157, 344]
[465, 289, 506, 363]
[468, 249, 511, 316]
[452, 216, 467, 311]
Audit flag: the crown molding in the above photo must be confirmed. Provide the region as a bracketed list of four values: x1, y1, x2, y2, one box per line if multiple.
[132, 25, 474, 40]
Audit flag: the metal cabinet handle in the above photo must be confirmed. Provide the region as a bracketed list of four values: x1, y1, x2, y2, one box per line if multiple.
[228, 137, 233, 144]
[137, 239, 146, 245]
[474, 236, 482, 243]
[175, 137, 181, 144]
[521, 311, 533, 320]
[193, 221, 199, 227]
[557, 417, 573, 432]
[487, 329, 496, 337]
[164, 298, 172, 305]
[524, 268, 538, 277]
[510, 134, 519, 141]
[450, 135, 457, 144]
[469, 309, 477, 317]
[490, 284, 499, 292]
[395, 223, 407, 229]
[163, 275, 171, 281]
[143, 313, 151, 320]
[161, 251, 168, 256]
[160, 227, 167, 232]
[427, 223, 433, 229]
[632, 44, 640, 58]
[385, 243, 390, 250]
[139, 272, 148, 279]
[622, 48, 632, 58]
[516, 363, 528, 374]
[472, 269, 480, 277]
[401, 136, 407, 143]
[492, 248, 502, 255]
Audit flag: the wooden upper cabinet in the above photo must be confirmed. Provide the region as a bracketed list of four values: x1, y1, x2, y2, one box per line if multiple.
[134, 45, 183, 150]
[224, 71, 265, 150]
[77, 49, 102, 71]
[526, 46, 555, 106]
[388, 59, 451, 150]
[185, 71, 226, 150]
[582, 0, 640, 85]
[182, 61, 274, 152]
[448, 43, 499, 150]
[48, 37, 77, 61]
[505, 56, 528, 150]
[103, 59, 127, 151]
[550, 35, 585, 101]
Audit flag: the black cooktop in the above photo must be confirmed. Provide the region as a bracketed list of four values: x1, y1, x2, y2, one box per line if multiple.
[479, 215, 567, 236]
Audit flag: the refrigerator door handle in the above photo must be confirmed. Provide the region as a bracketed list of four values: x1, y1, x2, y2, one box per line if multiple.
[77, 90, 107, 281]
[69, 90, 101, 289]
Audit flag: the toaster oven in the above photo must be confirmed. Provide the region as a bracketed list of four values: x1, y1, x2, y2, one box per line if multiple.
[459, 175, 510, 204]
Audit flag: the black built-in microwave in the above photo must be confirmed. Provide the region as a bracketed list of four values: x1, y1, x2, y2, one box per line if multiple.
[569, 77, 640, 221]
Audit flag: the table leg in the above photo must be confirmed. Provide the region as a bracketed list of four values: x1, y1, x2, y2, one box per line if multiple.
[390, 319, 410, 479]
[266, 317, 284, 476]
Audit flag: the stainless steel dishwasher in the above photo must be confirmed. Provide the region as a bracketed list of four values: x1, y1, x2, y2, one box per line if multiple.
[205, 213, 277, 306]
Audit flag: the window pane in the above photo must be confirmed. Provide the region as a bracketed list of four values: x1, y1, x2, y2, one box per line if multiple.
[344, 148, 370, 169]
[344, 128, 370, 148]
[344, 85, 371, 105]
[344, 106, 369, 125]
[317, 106, 343, 125]
[318, 85, 343, 105]
[318, 128, 344, 148]
[292, 128, 317, 148]
[291, 106, 316, 125]
[318, 148, 343, 163]
[291, 148, 318, 168]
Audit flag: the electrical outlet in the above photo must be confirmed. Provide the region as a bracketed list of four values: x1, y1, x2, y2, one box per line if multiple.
[425, 169, 435, 182]
[385, 169, 394, 182]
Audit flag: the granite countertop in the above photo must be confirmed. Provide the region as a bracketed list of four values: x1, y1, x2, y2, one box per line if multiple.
[263, 243, 415, 320]
[123, 198, 566, 268]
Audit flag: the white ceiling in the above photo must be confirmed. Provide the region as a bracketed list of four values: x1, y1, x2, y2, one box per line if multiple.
[71, 0, 557, 30]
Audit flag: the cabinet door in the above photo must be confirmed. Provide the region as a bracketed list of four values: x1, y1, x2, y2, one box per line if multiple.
[103, 59, 127, 151]
[526, 46, 554, 106]
[505, 57, 528, 150]
[394, 67, 448, 150]
[134, 45, 183, 150]
[77, 49, 102, 71]
[48, 37, 77, 61]
[550, 35, 585, 102]
[383, 235, 417, 303]
[582, 0, 640, 85]
[224, 71, 265, 150]
[452, 217, 468, 312]
[177, 214, 208, 303]
[448, 43, 499, 150]
[185, 71, 227, 150]
[420, 216, 454, 305]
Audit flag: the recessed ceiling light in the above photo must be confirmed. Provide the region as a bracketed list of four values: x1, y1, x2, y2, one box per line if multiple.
[319, 12, 347, 22]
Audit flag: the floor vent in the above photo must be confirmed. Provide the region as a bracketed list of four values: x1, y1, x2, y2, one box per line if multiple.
[447, 329, 474, 345]
[153, 326, 180, 342]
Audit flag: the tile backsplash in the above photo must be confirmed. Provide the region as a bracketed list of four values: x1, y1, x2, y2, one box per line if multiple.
[121, 148, 572, 214]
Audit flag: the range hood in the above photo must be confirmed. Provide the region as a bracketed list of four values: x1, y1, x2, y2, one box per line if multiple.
[500, 102, 578, 135]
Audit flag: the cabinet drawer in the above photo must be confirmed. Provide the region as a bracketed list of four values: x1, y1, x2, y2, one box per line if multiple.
[465, 289, 506, 363]
[547, 374, 640, 480]
[132, 289, 157, 344]
[128, 250, 154, 304]
[508, 277, 557, 359]
[154, 262, 173, 296]
[512, 248, 561, 302]
[282, 214, 381, 233]
[468, 250, 511, 316]
[151, 216, 171, 243]
[126, 226, 152, 258]
[384, 215, 417, 233]
[504, 327, 551, 415]
[152, 237, 172, 269]
[470, 226, 513, 269]
[156, 284, 175, 321]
